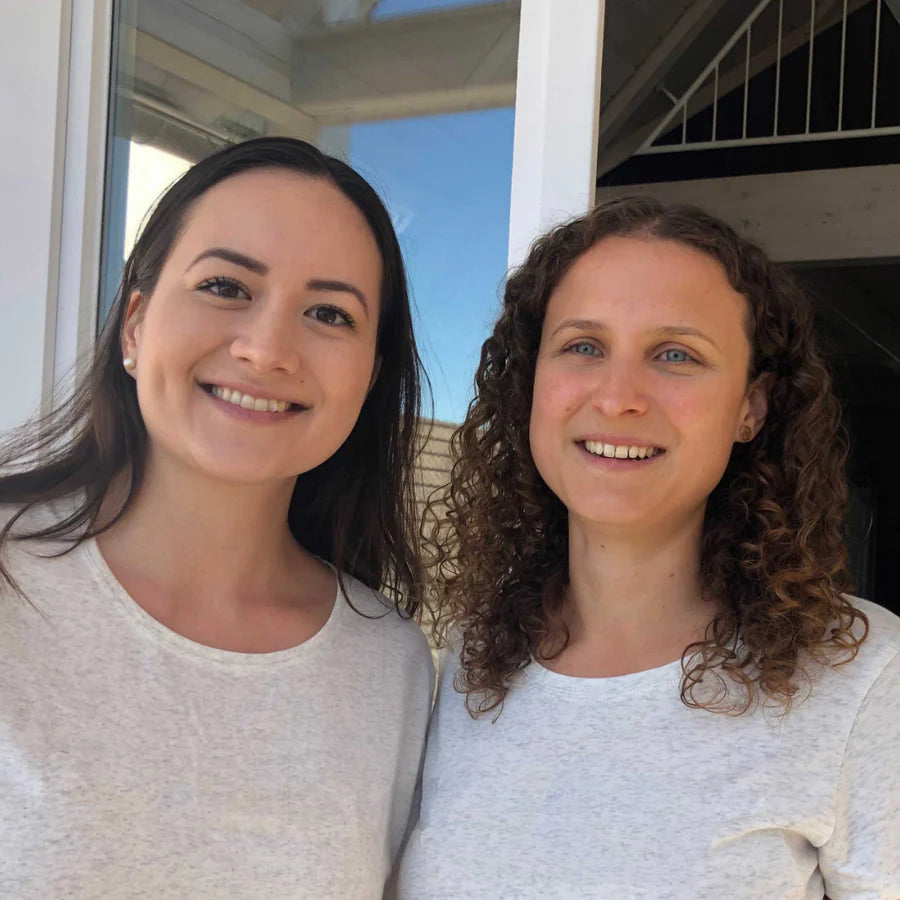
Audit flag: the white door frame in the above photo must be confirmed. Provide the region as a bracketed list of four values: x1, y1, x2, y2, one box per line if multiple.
[508, 0, 606, 268]
[0, 0, 112, 433]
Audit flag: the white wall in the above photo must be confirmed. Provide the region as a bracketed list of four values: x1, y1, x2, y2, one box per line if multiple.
[0, 3, 71, 432]
[596, 164, 900, 263]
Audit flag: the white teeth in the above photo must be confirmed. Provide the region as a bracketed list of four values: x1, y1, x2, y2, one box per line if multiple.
[583, 440, 661, 460]
[209, 385, 292, 413]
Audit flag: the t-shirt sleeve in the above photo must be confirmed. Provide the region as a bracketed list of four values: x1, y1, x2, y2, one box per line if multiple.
[818, 648, 900, 899]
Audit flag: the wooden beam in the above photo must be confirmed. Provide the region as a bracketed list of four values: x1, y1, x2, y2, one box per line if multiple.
[135, 32, 319, 139]
[599, 0, 726, 144]
[599, 0, 867, 173]
[885, 0, 900, 25]
[595, 164, 900, 264]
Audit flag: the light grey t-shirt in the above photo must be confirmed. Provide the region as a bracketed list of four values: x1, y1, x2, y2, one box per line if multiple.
[0, 504, 434, 899]
[397, 598, 900, 900]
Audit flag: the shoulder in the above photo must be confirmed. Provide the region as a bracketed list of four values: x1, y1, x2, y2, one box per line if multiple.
[0, 502, 31, 534]
[338, 574, 434, 680]
[844, 596, 900, 679]
[804, 597, 900, 722]
[0, 500, 75, 571]
[0, 497, 78, 538]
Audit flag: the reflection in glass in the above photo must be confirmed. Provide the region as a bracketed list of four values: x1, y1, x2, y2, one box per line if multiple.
[102, 0, 518, 424]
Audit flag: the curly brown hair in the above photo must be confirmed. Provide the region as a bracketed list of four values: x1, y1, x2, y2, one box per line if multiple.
[426, 195, 867, 717]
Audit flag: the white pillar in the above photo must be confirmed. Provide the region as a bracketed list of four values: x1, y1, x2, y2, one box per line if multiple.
[0, 3, 72, 432]
[507, 0, 606, 268]
[56, 0, 114, 388]
[0, 0, 111, 435]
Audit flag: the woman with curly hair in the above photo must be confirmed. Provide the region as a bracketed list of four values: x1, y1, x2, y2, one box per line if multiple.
[397, 197, 900, 899]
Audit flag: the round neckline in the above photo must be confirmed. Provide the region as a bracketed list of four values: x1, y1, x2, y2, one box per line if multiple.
[83, 536, 346, 667]
[521, 654, 684, 698]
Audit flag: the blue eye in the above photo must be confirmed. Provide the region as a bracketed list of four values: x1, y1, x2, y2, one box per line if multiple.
[658, 348, 694, 363]
[567, 341, 600, 356]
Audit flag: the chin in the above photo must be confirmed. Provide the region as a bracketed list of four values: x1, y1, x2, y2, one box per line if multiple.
[567, 499, 661, 530]
[182, 447, 294, 487]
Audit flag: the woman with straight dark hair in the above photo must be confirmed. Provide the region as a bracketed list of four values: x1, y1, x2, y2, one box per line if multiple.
[398, 197, 900, 899]
[0, 137, 433, 897]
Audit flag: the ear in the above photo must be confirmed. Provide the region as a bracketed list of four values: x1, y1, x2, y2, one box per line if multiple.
[737, 371, 774, 441]
[121, 290, 146, 377]
[367, 355, 382, 395]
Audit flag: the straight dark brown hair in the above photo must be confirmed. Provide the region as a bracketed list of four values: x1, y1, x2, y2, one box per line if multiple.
[0, 137, 428, 614]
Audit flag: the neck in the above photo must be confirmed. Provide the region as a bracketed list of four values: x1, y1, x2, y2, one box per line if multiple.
[97, 449, 304, 604]
[552, 512, 714, 676]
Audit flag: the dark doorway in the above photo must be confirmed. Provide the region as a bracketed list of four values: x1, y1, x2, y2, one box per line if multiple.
[794, 261, 900, 616]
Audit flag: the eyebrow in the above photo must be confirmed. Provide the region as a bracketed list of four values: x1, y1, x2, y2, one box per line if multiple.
[653, 325, 719, 349]
[188, 248, 370, 315]
[307, 279, 370, 316]
[551, 319, 719, 350]
[189, 247, 268, 275]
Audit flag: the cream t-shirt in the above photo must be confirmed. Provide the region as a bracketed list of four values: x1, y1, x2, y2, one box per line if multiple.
[0, 504, 434, 898]
[397, 598, 900, 899]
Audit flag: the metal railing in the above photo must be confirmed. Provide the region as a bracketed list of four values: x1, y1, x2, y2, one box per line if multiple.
[637, 0, 898, 154]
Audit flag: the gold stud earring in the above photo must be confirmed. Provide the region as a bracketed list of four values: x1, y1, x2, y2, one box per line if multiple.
[123, 357, 136, 371]
[739, 425, 752, 442]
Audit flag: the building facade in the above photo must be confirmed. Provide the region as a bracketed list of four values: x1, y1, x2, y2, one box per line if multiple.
[2, 0, 898, 607]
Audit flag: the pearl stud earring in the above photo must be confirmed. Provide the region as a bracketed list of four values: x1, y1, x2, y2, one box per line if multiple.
[123, 357, 136, 371]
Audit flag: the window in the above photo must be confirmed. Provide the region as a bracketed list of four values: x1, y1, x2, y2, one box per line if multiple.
[102, 0, 519, 424]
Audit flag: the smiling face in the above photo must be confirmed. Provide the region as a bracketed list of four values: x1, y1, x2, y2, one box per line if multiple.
[529, 235, 768, 539]
[122, 167, 383, 487]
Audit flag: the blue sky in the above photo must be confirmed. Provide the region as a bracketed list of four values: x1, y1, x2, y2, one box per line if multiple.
[372, 0, 489, 18]
[348, 108, 514, 423]
[350, 0, 515, 422]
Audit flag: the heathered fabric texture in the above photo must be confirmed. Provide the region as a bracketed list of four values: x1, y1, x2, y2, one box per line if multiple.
[397, 599, 900, 900]
[0, 504, 434, 898]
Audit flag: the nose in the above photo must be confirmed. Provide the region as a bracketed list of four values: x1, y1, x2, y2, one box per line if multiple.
[589, 357, 650, 418]
[229, 301, 301, 375]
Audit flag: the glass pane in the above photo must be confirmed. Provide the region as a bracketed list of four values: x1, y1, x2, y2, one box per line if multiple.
[101, 0, 519, 425]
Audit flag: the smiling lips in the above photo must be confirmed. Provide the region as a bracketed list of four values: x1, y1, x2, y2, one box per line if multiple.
[581, 440, 664, 460]
[208, 384, 300, 413]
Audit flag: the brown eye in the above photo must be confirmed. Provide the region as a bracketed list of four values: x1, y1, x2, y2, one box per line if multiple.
[197, 277, 249, 300]
[307, 305, 355, 329]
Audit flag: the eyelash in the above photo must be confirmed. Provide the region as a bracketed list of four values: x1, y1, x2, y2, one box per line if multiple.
[196, 278, 356, 329]
[196, 275, 249, 300]
[656, 348, 698, 364]
[563, 342, 699, 364]
[307, 305, 356, 329]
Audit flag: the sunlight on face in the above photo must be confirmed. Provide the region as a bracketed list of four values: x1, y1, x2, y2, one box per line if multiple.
[529, 235, 766, 539]
[122, 168, 383, 487]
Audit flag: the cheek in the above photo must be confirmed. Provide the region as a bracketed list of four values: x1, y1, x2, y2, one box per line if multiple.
[531, 365, 581, 426]
[529, 366, 577, 483]
[321, 340, 378, 406]
[138, 294, 215, 368]
[665, 382, 744, 478]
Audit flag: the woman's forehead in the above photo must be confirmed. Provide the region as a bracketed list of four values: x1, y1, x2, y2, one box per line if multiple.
[545, 236, 750, 337]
